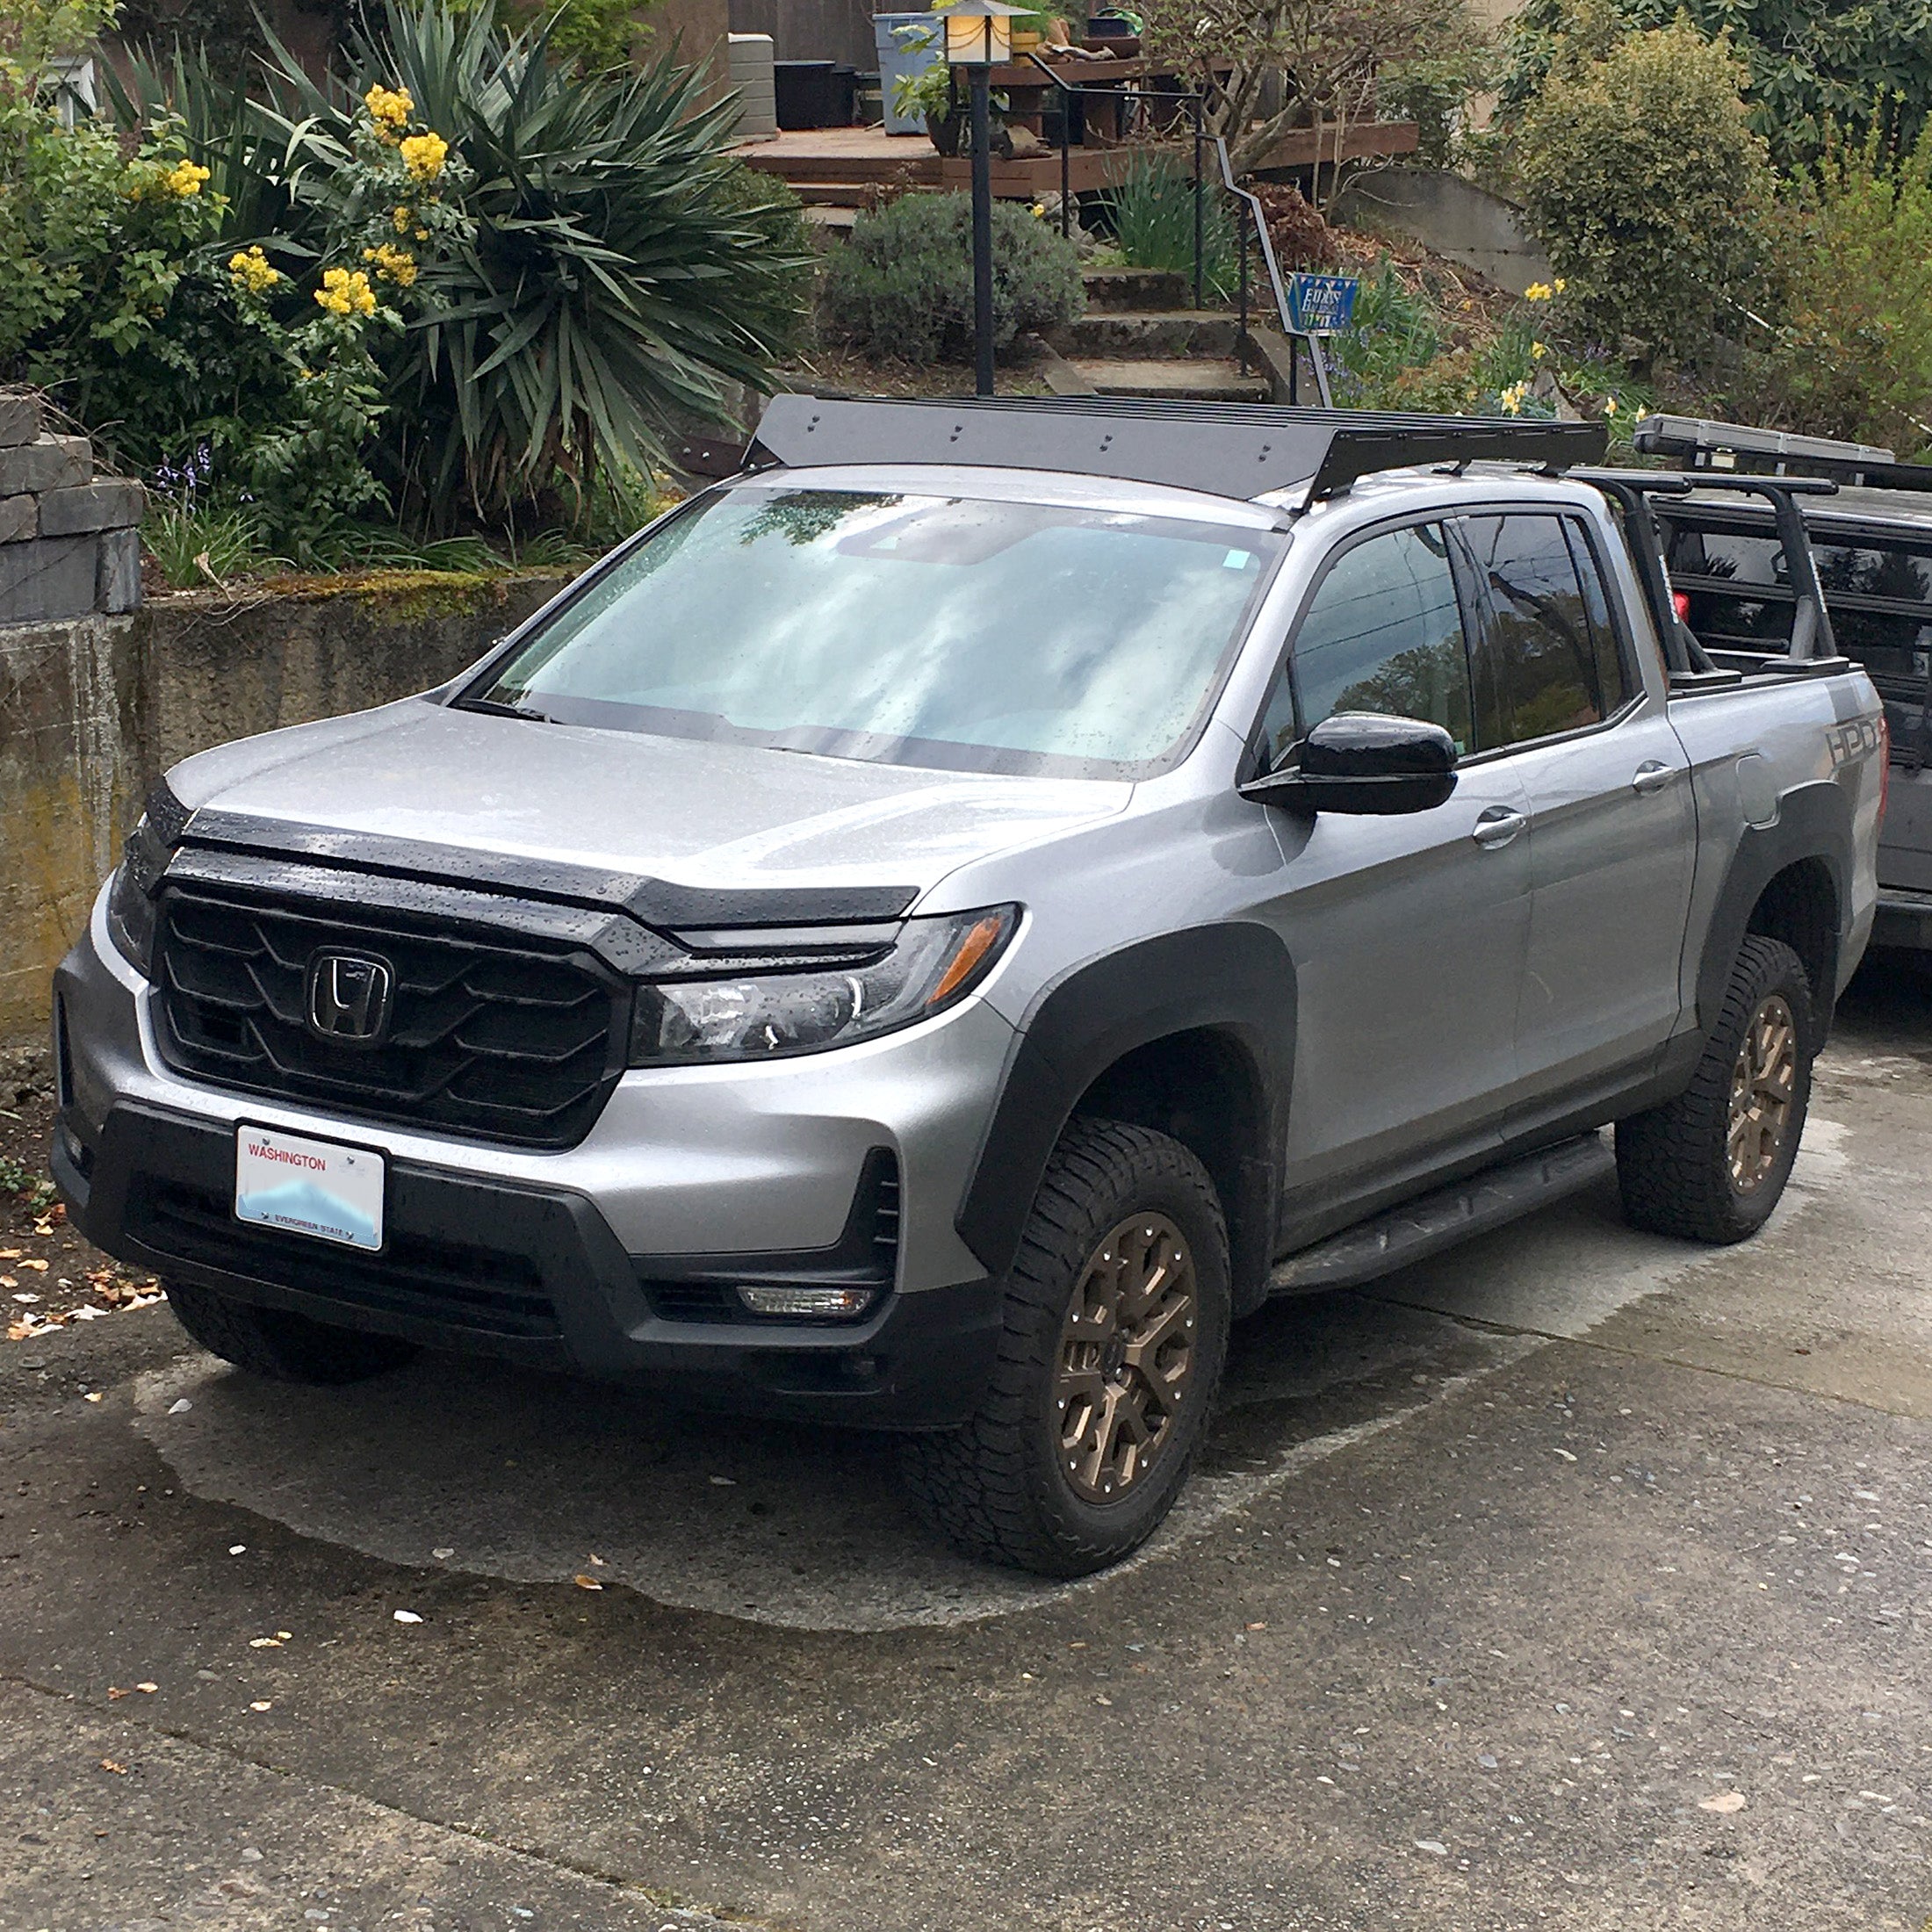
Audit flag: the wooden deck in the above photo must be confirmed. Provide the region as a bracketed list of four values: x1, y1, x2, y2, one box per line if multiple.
[736, 119, 1419, 205]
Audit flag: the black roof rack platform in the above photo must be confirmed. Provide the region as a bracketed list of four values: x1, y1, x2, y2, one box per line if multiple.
[748, 394, 1608, 506]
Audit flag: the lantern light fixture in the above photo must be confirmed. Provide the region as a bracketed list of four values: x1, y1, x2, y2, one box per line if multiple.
[941, 0, 1026, 68]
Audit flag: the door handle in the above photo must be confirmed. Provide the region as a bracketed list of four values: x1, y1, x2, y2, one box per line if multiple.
[1471, 806, 1527, 849]
[1632, 761, 1676, 796]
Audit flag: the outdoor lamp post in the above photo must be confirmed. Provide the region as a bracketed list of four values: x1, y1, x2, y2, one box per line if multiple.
[941, 0, 1025, 397]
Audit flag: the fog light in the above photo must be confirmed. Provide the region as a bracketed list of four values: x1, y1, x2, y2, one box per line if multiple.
[735, 1284, 876, 1319]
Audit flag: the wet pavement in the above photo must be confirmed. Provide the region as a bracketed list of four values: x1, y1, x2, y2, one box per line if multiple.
[3, 953, 1929, 1930]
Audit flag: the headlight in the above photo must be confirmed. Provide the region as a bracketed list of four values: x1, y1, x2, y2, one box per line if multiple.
[629, 905, 1017, 1067]
[104, 782, 188, 977]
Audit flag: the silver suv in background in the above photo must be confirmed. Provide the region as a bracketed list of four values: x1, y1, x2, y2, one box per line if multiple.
[52, 400, 1885, 1575]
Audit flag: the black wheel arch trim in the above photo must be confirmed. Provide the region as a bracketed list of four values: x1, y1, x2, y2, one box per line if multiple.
[955, 923, 1294, 1317]
[1692, 780, 1855, 1046]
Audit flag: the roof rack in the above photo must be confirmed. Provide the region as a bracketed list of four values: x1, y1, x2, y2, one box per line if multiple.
[747, 394, 1608, 507]
[1633, 414, 1932, 493]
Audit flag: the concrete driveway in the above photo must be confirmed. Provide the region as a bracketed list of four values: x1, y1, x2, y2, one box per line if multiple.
[4, 957, 1930, 1931]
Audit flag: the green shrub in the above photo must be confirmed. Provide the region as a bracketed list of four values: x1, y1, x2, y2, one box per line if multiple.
[450, 0, 643, 71]
[821, 193, 1084, 364]
[1513, 17, 1774, 363]
[1106, 156, 1238, 301]
[1378, 42, 1495, 169]
[1494, 0, 1932, 172]
[1755, 132, 1932, 458]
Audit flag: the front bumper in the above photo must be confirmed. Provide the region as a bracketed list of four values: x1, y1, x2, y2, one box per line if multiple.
[52, 893, 1013, 1427]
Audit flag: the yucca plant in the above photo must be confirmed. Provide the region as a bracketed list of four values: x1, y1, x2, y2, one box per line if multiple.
[256, 2, 812, 528]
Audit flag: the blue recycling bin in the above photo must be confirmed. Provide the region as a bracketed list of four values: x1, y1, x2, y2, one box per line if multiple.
[874, 11, 941, 135]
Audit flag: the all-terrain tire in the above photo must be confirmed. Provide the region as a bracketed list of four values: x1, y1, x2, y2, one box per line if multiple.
[162, 1276, 419, 1385]
[899, 1116, 1231, 1577]
[1615, 934, 1815, 1244]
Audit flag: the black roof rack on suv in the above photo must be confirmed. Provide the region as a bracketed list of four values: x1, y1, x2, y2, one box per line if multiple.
[1633, 414, 1932, 494]
[747, 394, 1609, 506]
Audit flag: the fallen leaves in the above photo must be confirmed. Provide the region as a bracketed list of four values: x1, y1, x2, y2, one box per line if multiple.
[1699, 1791, 1747, 1814]
[572, 1574, 604, 1591]
[98, 1758, 129, 1776]
[4, 1258, 162, 1339]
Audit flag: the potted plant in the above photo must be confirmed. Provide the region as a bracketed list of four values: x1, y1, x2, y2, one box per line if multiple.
[891, 57, 962, 153]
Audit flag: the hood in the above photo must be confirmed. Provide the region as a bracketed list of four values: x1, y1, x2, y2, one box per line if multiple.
[166, 698, 1131, 905]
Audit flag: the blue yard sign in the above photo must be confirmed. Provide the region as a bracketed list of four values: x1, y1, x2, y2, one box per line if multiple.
[1285, 273, 1359, 335]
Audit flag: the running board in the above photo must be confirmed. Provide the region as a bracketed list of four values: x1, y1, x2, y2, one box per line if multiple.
[1266, 1132, 1614, 1298]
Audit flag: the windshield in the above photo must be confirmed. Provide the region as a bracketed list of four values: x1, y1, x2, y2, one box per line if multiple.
[466, 487, 1282, 778]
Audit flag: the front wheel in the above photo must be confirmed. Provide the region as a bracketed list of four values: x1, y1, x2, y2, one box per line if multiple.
[899, 1117, 1230, 1577]
[162, 1275, 419, 1385]
[1616, 934, 1814, 1244]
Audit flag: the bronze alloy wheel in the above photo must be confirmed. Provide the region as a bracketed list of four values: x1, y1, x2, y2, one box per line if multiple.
[1727, 991, 1799, 1193]
[1053, 1213, 1199, 1504]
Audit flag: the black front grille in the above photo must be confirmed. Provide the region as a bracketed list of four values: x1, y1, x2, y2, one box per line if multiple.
[152, 884, 628, 1149]
[129, 1176, 559, 1339]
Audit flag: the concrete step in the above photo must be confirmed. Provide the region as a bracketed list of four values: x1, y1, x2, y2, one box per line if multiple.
[1080, 267, 1193, 313]
[1052, 310, 1241, 357]
[1066, 357, 1271, 403]
[790, 182, 888, 205]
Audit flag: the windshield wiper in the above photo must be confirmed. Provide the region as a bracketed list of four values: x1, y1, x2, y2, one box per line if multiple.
[452, 696, 555, 724]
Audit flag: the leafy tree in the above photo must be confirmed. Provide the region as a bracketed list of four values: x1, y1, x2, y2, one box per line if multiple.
[1755, 129, 1932, 457]
[1495, 0, 1932, 169]
[1513, 17, 1774, 363]
[1139, 0, 1483, 177]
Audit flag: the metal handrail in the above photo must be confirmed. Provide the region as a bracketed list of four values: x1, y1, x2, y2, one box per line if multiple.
[1020, 52, 1333, 407]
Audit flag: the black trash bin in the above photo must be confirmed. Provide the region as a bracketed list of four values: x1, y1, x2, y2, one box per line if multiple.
[775, 61, 854, 131]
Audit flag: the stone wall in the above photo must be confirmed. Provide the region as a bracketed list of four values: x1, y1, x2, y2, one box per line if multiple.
[0, 568, 573, 1047]
[0, 393, 145, 627]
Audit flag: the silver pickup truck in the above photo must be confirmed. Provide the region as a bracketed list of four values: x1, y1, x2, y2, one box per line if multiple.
[51, 400, 1885, 1576]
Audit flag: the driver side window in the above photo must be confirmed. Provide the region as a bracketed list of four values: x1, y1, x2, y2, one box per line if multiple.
[1258, 522, 1474, 769]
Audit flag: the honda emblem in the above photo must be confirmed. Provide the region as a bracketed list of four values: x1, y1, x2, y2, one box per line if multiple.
[305, 951, 395, 1044]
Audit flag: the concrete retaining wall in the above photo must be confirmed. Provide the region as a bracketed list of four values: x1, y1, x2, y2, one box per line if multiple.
[1333, 167, 1552, 296]
[0, 569, 572, 1046]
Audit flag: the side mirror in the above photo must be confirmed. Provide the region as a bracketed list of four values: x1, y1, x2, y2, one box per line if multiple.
[1238, 712, 1459, 816]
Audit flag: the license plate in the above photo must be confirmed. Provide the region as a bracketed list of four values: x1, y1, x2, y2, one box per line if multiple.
[234, 1125, 386, 1252]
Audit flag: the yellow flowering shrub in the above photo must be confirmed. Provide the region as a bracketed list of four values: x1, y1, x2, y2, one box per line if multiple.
[400, 132, 449, 183]
[314, 266, 378, 318]
[364, 84, 415, 140]
[227, 246, 281, 295]
[361, 242, 418, 287]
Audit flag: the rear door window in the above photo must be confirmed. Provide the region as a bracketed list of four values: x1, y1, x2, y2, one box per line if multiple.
[1460, 514, 1620, 749]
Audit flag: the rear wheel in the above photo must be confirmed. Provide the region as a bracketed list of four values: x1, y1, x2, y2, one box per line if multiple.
[162, 1275, 418, 1385]
[899, 1117, 1230, 1577]
[1615, 934, 1813, 1244]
